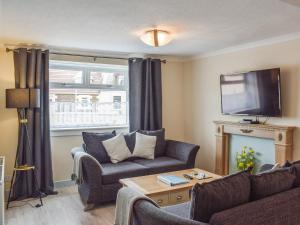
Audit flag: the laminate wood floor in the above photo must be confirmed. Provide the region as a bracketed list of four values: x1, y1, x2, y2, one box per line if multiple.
[5, 185, 115, 225]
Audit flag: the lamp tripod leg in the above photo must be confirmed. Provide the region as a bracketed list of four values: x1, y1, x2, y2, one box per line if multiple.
[7, 110, 24, 209]
[33, 169, 43, 207]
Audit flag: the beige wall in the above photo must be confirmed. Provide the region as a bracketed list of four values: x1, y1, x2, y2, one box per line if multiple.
[0, 50, 185, 183]
[183, 38, 300, 172]
[0, 49, 18, 189]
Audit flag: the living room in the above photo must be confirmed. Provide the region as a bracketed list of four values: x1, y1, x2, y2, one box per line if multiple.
[1, 0, 300, 225]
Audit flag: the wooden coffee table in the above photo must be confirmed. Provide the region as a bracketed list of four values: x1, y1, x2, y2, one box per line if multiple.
[120, 168, 221, 206]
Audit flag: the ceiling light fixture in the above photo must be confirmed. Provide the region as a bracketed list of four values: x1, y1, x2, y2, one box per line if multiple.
[140, 29, 172, 47]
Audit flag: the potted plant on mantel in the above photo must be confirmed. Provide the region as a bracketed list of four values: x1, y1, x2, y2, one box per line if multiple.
[236, 146, 256, 173]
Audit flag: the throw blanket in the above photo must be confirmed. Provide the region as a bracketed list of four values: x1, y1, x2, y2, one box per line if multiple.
[115, 187, 158, 225]
[71, 150, 101, 184]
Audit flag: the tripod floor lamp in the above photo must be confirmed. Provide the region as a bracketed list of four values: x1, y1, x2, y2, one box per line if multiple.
[6, 88, 43, 209]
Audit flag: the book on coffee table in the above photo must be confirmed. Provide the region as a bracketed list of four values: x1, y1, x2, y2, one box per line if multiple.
[157, 175, 189, 186]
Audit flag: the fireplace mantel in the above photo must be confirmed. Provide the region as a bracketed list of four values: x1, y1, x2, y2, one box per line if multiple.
[214, 120, 295, 175]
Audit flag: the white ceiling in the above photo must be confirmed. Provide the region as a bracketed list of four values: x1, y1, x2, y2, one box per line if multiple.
[1, 0, 300, 57]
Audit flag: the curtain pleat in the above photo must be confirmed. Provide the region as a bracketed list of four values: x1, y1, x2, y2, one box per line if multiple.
[128, 58, 162, 131]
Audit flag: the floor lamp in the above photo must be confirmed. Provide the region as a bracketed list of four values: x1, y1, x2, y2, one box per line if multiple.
[5, 88, 43, 209]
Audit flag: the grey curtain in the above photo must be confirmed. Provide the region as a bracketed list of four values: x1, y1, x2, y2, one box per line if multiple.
[12, 48, 55, 199]
[128, 58, 162, 131]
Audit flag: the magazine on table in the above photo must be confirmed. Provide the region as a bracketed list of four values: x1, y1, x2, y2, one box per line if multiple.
[157, 175, 189, 186]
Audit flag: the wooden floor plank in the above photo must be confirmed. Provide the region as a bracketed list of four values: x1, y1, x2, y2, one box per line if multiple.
[5, 186, 115, 225]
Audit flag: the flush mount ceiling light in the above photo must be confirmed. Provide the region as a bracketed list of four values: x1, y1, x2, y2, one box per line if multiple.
[140, 29, 172, 47]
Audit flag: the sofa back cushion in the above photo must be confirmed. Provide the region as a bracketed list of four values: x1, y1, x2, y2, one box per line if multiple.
[138, 128, 166, 157]
[210, 187, 300, 225]
[124, 131, 136, 152]
[283, 160, 300, 187]
[250, 168, 296, 201]
[82, 131, 116, 163]
[290, 161, 300, 187]
[190, 171, 250, 223]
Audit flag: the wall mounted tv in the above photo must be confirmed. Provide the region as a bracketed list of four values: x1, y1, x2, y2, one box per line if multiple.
[220, 68, 281, 117]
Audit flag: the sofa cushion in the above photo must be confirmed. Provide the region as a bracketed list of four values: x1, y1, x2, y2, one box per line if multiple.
[162, 202, 191, 219]
[102, 133, 132, 163]
[138, 129, 166, 157]
[132, 132, 156, 160]
[82, 131, 116, 163]
[292, 161, 300, 187]
[101, 161, 147, 184]
[124, 131, 136, 152]
[190, 171, 250, 223]
[210, 187, 300, 225]
[133, 157, 186, 174]
[250, 168, 296, 201]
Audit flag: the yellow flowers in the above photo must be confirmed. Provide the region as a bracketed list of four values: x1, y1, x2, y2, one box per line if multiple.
[236, 146, 256, 172]
[239, 162, 244, 168]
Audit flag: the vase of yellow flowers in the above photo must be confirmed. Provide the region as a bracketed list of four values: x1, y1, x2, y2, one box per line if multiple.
[236, 146, 255, 172]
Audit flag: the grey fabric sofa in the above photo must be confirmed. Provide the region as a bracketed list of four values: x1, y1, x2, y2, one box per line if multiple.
[71, 138, 199, 208]
[132, 161, 300, 225]
[133, 187, 300, 225]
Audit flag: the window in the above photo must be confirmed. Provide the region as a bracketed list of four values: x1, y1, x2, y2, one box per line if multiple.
[49, 60, 128, 130]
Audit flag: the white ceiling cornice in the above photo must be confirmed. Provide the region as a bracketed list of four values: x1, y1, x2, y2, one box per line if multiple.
[188, 31, 300, 61]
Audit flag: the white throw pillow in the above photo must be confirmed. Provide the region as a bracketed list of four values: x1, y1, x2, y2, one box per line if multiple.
[102, 133, 132, 163]
[132, 132, 157, 160]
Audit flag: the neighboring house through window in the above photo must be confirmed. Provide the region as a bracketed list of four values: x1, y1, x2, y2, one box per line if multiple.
[49, 60, 128, 130]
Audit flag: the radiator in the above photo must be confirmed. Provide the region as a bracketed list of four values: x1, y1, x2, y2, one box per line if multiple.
[0, 157, 4, 225]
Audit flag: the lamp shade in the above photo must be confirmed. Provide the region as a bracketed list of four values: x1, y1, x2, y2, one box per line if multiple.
[140, 29, 172, 47]
[6, 88, 40, 108]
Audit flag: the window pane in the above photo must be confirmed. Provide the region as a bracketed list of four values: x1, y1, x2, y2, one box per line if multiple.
[50, 88, 127, 129]
[90, 71, 125, 86]
[49, 68, 83, 84]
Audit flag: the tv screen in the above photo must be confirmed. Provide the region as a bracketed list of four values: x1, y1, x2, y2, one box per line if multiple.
[220, 68, 281, 117]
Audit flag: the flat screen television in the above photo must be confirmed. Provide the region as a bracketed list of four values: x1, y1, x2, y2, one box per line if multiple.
[220, 68, 281, 117]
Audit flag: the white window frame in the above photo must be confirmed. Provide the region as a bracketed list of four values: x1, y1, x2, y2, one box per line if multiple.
[49, 60, 129, 134]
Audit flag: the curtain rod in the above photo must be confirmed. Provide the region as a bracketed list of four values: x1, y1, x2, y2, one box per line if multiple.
[5, 48, 167, 63]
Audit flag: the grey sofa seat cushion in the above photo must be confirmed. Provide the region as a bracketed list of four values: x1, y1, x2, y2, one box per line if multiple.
[133, 156, 186, 174]
[210, 187, 300, 225]
[163, 202, 191, 219]
[101, 161, 148, 184]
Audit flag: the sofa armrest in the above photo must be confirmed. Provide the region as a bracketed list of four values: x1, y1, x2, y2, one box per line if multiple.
[165, 140, 199, 167]
[71, 146, 85, 158]
[71, 146, 103, 188]
[81, 156, 103, 188]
